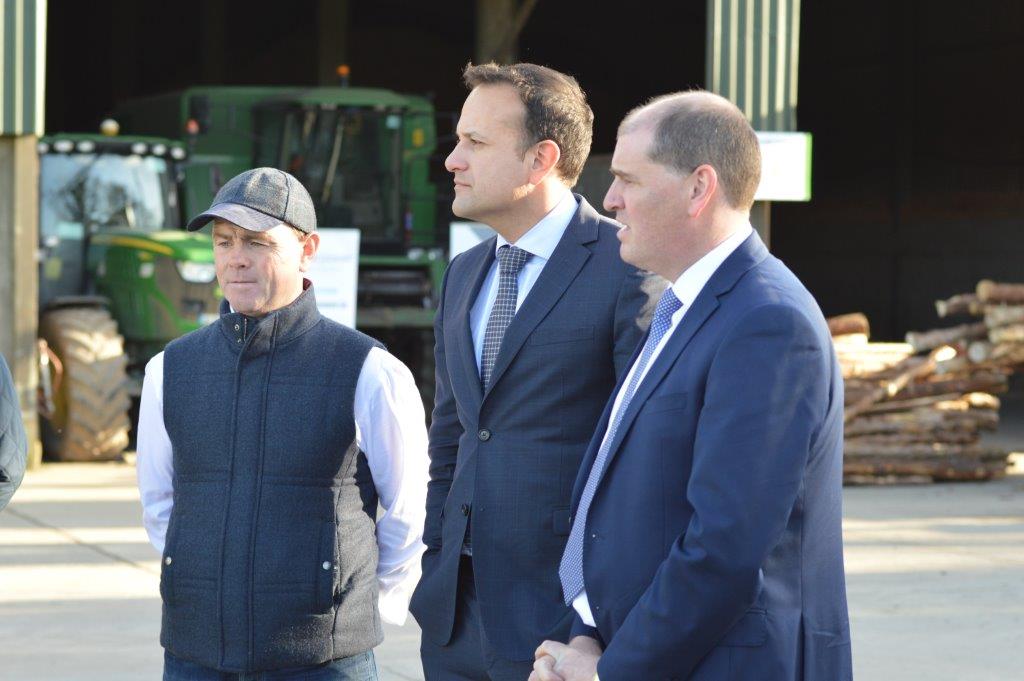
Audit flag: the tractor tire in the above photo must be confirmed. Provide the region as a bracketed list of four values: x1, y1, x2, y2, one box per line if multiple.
[39, 307, 131, 461]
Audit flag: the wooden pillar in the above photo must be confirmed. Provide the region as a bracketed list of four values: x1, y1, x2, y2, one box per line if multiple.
[475, 0, 539, 64]
[476, 0, 516, 64]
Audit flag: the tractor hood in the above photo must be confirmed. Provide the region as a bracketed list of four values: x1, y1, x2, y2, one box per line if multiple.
[90, 229, 213, 263]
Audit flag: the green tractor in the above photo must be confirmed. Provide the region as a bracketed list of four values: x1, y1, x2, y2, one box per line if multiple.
[115, 84, 447, 402]
[37, 131, 220, 460]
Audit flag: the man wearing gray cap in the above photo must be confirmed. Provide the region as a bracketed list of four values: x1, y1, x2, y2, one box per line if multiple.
[136, 167, 429, 680]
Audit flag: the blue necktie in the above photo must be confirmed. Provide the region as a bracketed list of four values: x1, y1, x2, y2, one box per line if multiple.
[480, 244, 532, 390]
[559, 287, 683, 605]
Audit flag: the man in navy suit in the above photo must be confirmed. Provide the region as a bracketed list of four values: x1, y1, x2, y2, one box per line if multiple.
[410, 63, 647, 681]
[532, 91, 853, 681]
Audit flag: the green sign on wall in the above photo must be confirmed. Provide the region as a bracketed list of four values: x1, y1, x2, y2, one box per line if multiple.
[1, 0, 46, 136]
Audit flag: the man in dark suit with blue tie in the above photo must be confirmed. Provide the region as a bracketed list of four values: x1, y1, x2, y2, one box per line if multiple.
[532, 91, 853, 681]
[409, 63, 647, 680]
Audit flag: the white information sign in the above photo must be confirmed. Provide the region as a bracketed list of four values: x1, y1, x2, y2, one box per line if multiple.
[754, 131, 812, 202]
[306, 227, 360, 328]
[449, 221, 494, 260]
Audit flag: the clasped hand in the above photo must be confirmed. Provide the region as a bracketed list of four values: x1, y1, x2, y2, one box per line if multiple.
[529, 635, 601, 681]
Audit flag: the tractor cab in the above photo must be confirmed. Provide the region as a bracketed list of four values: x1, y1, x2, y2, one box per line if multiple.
[253, 101, 406, 252]
[39, 134, 183, 299]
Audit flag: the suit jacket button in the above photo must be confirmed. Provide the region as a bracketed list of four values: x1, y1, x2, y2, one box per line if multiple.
[478, 429, 491, 441]
[461, 503, 470, 516]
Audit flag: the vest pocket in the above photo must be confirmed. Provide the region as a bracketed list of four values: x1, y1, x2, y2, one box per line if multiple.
[159, 524, 179, 606]
[159, 561, 176, 606]
[314, 521, 337, 613]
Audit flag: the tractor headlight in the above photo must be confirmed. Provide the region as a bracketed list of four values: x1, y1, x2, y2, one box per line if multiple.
[175, 261, 216, 283]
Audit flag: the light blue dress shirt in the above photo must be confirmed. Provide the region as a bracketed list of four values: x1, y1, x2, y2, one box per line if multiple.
[469, 190, 579, 370]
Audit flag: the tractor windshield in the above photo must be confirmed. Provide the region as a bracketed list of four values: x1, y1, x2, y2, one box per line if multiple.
[39, 153, 179, 241]
[255, 105, 403, 247]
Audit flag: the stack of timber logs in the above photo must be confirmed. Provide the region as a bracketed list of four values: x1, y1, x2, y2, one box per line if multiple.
[832, 282, 1024, 484]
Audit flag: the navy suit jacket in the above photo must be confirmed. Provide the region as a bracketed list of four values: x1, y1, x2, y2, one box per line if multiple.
[409, 196, 647, 661]
[571, 233, 852, 681]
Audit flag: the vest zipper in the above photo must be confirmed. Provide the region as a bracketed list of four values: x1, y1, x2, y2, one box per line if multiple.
[247, 316, 279, 670]
[217, 315, 254, 669]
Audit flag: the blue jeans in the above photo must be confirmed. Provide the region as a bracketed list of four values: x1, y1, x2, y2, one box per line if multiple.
[163, 650, 380, 681]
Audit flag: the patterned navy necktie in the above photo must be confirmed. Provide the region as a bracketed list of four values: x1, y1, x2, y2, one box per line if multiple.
[559, 287, 683, 605]
[480, 244, 532, 390]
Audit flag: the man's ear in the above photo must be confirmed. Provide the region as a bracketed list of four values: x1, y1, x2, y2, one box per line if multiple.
[527, 139, 562, 185]
[298, 232, 320, 272]
[687, 165, 719, 218]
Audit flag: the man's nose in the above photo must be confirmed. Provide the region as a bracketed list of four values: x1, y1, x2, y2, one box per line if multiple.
[226, 244, 249, 268]
[445, 145, 465, 173]
[604, 180, 623, 213]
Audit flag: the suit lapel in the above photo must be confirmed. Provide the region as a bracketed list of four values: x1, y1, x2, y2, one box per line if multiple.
[482, 198, 599, 398]
[454, 238, 497, 409]
[591, 232, 771, 486]
[595, 292, 721, 476]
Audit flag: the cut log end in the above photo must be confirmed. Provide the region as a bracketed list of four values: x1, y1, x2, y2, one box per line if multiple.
[828, 313, 870, 338]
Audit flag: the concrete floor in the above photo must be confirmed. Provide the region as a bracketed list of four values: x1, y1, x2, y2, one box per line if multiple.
[1, 458, 1022, 680]
[842, 469, 1024, 680]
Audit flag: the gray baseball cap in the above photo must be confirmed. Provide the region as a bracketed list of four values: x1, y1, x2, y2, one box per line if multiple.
[186, 167, 317, 233]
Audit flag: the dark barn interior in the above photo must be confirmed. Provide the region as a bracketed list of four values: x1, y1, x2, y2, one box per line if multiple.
[46, 0, 1024, 340]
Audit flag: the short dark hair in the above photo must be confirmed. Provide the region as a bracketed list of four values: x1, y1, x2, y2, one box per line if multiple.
[621, 91, 761, 210]
[463, 62, 593, 187]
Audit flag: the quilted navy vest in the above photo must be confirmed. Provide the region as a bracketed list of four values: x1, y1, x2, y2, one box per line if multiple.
[160, 285, 384, 672]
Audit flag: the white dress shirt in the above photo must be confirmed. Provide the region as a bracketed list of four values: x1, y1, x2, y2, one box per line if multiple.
[469, 189, 578, 368]
[136, 345, 429, 626]
[572, 222, 754, 627]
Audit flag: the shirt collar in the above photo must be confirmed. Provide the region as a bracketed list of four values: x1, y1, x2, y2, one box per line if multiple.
[495, 189, 577, 262]
[670, 223, 754, 308]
